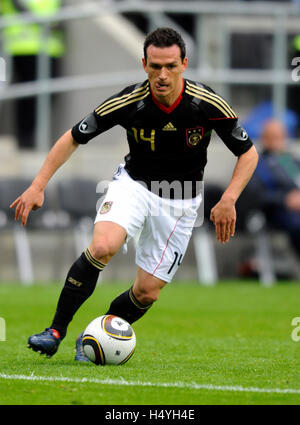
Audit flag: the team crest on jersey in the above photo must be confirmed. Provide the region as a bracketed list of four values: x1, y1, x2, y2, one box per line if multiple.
[186, 127, 204, 147]
[100, 201, 113, 214]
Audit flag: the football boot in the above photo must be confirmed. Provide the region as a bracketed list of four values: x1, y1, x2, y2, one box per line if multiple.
[74, 332, 90, 362]
[27, 328, 61, 358]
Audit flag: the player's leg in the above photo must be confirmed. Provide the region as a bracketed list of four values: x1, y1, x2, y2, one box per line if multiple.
[104, 187, 201, 325]
[75, 267, 165, 362]
[27, 221, 126, 357]
[88, 221, 127, 263]
[100, 215, 194, 328]
[50, 221, 126, 335]
[105, 267, 167, 324]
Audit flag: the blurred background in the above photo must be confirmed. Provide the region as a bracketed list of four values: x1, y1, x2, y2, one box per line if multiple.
[1, 0, 300, 286]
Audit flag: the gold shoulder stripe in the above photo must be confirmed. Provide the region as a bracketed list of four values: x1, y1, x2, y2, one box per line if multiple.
[187, 82, 236, 118]
[99, 90, 150, 116]
[95, 84, 148, 115]
[186, 83, 236, 118]
[186, 89, 235, 118]
[95, 83, 149, 115]
[95, 82, 149, 113]
[97, 86, 149, 116]
[186, 81, 235, 112]
[186, 82, 236, 118]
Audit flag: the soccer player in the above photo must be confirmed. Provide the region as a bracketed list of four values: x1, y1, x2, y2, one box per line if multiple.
[10, 27, 258, 360]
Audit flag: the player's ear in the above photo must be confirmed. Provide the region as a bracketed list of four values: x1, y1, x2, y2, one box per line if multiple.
[182, 57, 188, 71]
[142, 57, 147, 70]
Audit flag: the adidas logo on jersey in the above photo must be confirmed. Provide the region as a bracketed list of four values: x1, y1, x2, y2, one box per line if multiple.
[162, 122, 177, 131]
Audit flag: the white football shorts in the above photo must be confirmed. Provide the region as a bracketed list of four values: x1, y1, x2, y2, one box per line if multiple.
[95, 164, 202, 282]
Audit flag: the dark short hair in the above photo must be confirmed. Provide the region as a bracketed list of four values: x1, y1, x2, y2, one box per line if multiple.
[143, 27, 186, 63]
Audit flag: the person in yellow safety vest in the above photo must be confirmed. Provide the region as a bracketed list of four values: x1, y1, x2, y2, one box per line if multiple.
[0, 0, 65, 148]
[293, 35, 300, 53]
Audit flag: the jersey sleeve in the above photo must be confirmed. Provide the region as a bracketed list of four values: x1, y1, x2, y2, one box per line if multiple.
[212, 115, 253, 157]
[198, 84, 253, 156]
[71, 85, 137, 145]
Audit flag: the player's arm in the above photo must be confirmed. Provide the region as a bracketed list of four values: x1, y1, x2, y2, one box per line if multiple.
[197, 86, 259, 243]
[10, 129, 78, 226]
[210, 145, 258, 244]
[10, 84, 137, 226]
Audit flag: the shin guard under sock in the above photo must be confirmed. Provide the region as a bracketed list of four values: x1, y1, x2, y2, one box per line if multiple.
[106, 286, 152, 324]
[51, 249, 106, 339]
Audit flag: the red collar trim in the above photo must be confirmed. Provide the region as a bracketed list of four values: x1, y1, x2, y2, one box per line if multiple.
[150, 79, 185, 114]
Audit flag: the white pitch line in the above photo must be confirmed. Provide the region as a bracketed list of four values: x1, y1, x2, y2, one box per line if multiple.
[0, 373, 300, 395]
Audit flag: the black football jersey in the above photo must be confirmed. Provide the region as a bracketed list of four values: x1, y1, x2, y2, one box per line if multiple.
[72, 78, 253, 193]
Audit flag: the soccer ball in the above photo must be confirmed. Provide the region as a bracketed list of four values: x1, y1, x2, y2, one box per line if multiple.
[82, 315, 136, 365]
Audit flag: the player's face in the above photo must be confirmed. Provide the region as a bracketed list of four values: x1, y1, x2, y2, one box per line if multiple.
[142, 44, 188, 106]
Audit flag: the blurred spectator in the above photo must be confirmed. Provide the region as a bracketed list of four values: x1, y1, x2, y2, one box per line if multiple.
[1, 0, 65, 149]
[250, 119, 300, 258]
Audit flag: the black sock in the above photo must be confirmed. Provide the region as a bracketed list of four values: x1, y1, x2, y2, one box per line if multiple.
[51, 249, 106, 339]
[106, 286, 152, 324]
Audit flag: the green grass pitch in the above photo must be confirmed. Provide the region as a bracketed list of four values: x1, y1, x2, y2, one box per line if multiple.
[0, 281, 300, 405]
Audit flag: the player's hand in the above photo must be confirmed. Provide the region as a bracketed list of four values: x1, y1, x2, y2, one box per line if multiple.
[210, 197, 236, 244]
[9, 185, 44, 227]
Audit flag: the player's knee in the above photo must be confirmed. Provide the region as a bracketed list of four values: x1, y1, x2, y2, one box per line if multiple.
[89, 239, 117, 263]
